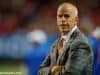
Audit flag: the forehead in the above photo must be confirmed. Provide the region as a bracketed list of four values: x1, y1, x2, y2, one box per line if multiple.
[57, 4, 77, 16]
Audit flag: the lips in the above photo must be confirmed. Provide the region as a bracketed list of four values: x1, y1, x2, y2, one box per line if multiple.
[59, 24, 69, 27]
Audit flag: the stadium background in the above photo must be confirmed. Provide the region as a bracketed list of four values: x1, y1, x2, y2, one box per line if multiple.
[0, 0, 99, 75]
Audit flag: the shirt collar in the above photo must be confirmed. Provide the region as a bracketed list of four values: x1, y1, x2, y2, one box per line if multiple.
[62, 25, 78, 42]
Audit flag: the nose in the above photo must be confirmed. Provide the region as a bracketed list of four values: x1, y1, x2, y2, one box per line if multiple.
[61, 16, 66, 23]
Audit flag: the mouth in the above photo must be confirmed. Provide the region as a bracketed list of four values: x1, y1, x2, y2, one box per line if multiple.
[60, 23, 69, 26]
[58, 24, 69, 31]
[59, 24, 69, 28]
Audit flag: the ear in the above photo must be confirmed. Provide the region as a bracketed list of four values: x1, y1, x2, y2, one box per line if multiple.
[75, 16, 79, 24]
[75, 16, 79, 22]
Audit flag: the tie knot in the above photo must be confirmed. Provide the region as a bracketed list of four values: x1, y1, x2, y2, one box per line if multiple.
[59, 38, 64, 47]
[61, 38, 64, 42]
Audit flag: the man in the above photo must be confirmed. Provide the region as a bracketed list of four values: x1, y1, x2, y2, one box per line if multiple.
[38, 2, 93, 75]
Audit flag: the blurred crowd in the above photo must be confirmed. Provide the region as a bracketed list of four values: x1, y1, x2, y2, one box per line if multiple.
[0, 0, 99, 75]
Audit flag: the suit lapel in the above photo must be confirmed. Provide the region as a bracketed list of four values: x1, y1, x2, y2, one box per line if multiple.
[56, 28, 80, 65]
[57, 40, 71, 65]
[51, 40, 58, 64]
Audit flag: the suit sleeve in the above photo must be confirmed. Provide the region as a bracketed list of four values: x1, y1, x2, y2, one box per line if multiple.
[38, 53, 51, 75]
[57, 41, 93, 75]
[38, 42, 56, 75]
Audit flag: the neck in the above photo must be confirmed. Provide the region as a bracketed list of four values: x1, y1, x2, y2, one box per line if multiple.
[61, 31, 69, 37]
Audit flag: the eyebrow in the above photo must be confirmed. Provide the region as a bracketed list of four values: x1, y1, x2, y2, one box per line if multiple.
[57, 14, 70, 17]
[64, 14, 70, 17]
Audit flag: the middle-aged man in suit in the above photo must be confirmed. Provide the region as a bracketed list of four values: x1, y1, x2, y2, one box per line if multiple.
[38, 2, 93, 75]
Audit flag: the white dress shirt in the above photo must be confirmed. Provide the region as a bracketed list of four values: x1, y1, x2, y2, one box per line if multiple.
[61, 25, 78, 46]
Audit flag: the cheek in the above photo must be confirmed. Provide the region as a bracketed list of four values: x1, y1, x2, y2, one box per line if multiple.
[57, 19, 61, 25]
[68, 18, 75, 25]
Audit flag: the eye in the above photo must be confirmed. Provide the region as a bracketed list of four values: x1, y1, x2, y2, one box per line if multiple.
[58, 15, 62, 18]
[64, 14, 70, 18]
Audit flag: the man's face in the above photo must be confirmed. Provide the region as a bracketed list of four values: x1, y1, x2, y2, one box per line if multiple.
[57, 5, 78, 34]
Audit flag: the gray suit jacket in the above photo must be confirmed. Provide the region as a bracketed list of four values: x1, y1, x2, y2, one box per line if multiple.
[38, 28, 93, 75]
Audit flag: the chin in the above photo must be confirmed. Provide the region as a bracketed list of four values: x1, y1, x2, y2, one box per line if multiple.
[60, 30, 69, 34]
[62, 29, 70, 32]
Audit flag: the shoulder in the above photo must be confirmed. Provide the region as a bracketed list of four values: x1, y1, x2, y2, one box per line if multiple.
[49, 39, 59, 52]
[73, 29, 90, 45]
[70, 30, 92, 49]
